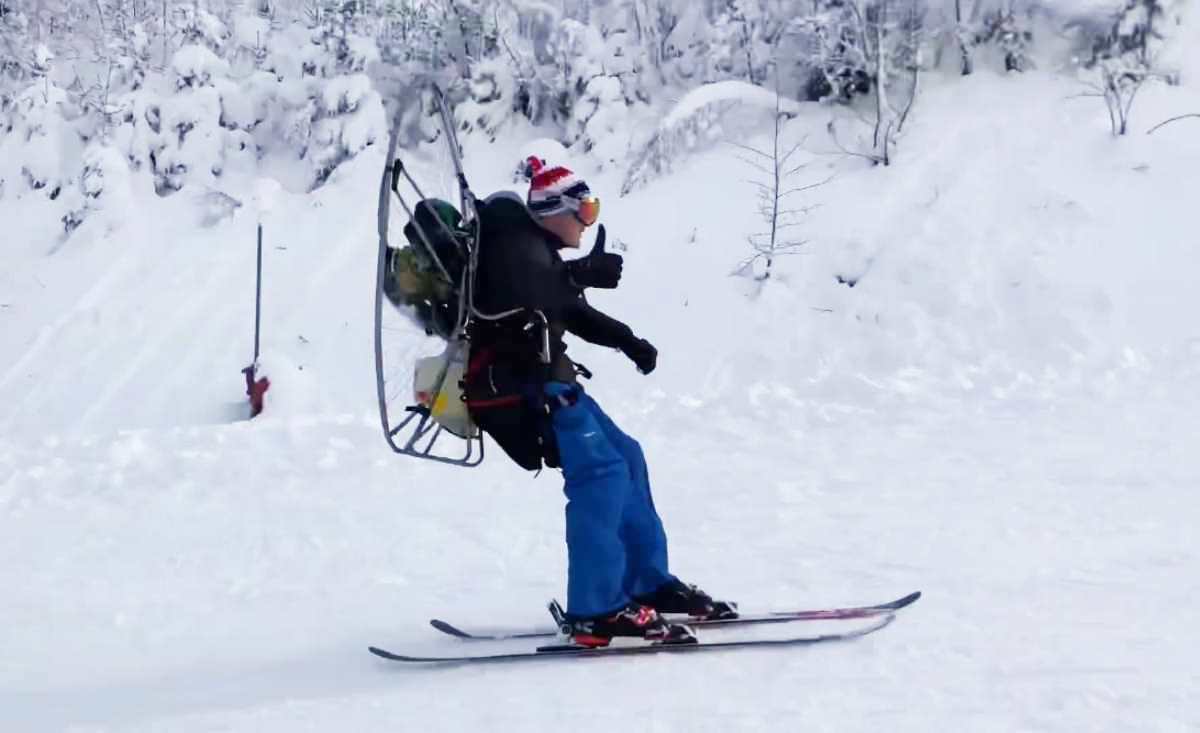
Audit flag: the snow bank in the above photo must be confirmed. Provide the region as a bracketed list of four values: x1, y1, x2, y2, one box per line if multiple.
[661, 80, 802, 129]
[623, 81, 805, 194]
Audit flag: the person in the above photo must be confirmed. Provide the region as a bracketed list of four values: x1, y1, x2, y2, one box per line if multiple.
[466, 157, 735, 648]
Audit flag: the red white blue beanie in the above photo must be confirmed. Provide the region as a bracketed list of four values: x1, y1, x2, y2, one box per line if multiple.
[523, 156, 591, 219]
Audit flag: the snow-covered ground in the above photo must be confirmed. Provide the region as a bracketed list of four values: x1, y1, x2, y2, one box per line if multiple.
[3, 64, 1199, 730]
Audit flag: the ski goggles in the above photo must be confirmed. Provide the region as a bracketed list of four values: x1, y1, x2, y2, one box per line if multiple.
[571, 195, 601, 227]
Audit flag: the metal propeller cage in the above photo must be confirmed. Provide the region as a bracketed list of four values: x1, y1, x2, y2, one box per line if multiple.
[373, 84, 484, 468]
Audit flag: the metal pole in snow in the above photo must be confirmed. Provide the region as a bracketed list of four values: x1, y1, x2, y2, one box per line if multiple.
[243, 223, 269, 418]
[254, 223, 263, 363]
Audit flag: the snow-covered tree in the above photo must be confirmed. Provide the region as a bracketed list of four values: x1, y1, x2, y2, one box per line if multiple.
[1091, 0, 1182, 73]
[1079, 0, 1184, 136]
[307, 71, 384, 186]
[627, 0, 681, 84]
[809, 0, 927, 166]
[303, 0, 376, 76]
[570, 71, 631, 166]
[455, 0, 558, 128]
[456, 54, 521, 141]
[953, 0, 974, 75]
[0, 80, 79, 201]
[147, 44, 235, 193]
[1080, 55, 1150, 137]
[61, 141, 134, 234]
[3, 0, 1186, 234]
[374, 0, 445, 67]
[175, 3, 230, 54]
[441, 0, 493, 78]
[794, 1, 872, 103]
[707, 0, 791, 87]
[544, 19, 603, 126]
[977, 4, 1033, 73]
[551, 17, 647, 161]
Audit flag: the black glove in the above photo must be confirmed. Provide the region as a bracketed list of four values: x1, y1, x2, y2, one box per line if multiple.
[566, 225, 623, 290]
[622, 337, 657, 375]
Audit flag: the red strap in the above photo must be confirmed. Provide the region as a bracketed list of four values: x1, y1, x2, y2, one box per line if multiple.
[465, 395, 522, 409]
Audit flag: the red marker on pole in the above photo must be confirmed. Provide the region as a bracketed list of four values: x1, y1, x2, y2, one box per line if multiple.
[242, 223, 270, 417]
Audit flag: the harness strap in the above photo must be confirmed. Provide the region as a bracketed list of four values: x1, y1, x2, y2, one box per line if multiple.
[547, 384, 581, 413]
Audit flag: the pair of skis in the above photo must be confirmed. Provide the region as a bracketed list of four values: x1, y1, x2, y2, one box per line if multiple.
[368, 590, 920, 665]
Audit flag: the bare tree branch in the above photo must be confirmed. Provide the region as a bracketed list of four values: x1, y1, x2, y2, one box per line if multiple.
[1147, 114, 1200, 135]
[780, 139, 806, 162]
[726, 141, 773, 159]
[823, 119, 884, 164]
[738, 157, 774, 176]
[779, 175, 834, 197]
[776, 206, 820, 218]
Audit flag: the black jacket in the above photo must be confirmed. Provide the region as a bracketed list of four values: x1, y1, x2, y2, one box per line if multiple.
[470, 192, 637, 383]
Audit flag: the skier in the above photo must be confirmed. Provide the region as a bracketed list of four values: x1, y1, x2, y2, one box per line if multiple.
[465, 157, 735, 648]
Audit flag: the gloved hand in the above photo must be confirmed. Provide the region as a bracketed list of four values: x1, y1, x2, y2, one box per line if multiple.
[566, 225, 623, 289]
[622, 337, 657, 375]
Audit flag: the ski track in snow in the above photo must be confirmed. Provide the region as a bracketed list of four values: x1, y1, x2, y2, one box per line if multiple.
[2, 393, 1198, 731]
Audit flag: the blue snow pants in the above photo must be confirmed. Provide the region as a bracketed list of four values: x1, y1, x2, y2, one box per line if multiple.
[545, 382, 675, 619]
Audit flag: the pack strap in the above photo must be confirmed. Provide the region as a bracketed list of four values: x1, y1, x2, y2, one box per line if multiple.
[546, 384, 581, 412]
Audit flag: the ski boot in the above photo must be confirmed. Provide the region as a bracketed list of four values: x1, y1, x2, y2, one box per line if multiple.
[562, 603, 697, 648]
[634, 578, 739, 620]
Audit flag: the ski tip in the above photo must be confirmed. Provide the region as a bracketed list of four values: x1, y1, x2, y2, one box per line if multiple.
[369, 645, 440, 663]
[430, 619, 472, 639]
[368, 645, 398, 660]
[894, 591, 922, 609]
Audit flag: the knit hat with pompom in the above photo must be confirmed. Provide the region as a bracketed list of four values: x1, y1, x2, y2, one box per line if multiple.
[522, 156, 592, 219]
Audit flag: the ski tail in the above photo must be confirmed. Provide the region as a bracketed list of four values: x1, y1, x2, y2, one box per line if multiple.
[429, 619, 550, 641]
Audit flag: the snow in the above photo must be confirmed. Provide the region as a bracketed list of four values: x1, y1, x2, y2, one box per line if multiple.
[172, 45, 230, 89]
[573, 74, 630, 168]
[517, 138, 571, 173]
[623, 80, 809, 193]
[215, 73, 268, 132]
[0, 82, 78, 198]
[231, 15, 271, 53]
[320, 74, 373, 116]
[457, 56, 525, 141]
[661, 80, 802, 129]
[33, 42, 53, 69]
[3, 61, 1200, 733]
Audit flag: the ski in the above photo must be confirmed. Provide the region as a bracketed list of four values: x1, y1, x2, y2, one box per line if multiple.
[370, 614, 895, 665]
[429, 590, 921, 642]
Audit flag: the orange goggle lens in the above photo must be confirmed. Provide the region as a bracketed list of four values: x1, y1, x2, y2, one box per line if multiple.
[574, 196, 600, 226]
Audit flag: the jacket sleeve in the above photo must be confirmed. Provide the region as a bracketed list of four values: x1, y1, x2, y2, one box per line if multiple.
[563, 299, 635, 350]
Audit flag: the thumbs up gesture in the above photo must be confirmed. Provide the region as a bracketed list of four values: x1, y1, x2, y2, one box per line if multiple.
[566, 225, 624, 290]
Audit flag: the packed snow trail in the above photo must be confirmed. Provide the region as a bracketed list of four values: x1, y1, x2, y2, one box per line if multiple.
[2, 382, 1198, 730]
